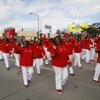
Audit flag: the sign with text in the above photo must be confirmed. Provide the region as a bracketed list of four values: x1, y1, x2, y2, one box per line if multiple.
[68, 23, 88, 32]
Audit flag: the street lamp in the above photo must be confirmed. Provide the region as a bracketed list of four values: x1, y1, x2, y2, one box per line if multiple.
[33, 19, 42, 32]
[30, 13, 39, 36]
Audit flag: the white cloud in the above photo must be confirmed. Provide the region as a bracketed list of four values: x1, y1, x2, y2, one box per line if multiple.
[0, 0, 100, 33]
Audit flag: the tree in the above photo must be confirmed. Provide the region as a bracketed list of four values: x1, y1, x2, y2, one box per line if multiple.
[56, 29, 61, 35]
[95, 27, 100, 34]
[61, 31, 65, 34]
[81, 22, 100, 35]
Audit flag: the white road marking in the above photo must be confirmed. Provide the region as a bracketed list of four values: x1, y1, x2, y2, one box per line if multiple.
[9, 59, 15, 61]
[9, 59, 54, 71]
[42, 67, 54, 71]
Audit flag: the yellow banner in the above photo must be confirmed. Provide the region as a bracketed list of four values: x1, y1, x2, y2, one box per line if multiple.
[68, 23, 88, 32]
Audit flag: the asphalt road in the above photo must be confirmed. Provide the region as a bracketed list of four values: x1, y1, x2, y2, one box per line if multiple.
[0, 52, 100, 100]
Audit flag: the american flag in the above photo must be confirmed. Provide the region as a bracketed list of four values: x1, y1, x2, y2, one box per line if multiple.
[45, 25, 52, 30]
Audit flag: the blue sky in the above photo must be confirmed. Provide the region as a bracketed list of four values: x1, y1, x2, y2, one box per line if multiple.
[0, 0, 100, 33]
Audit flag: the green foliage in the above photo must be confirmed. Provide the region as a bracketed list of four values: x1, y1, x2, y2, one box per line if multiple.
[96, 27, 100, 34]
[81, 26, 100, 34]
[56, 29, 61, 34]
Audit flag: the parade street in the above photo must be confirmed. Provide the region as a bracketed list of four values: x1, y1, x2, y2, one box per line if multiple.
[0, 52, 100, 100]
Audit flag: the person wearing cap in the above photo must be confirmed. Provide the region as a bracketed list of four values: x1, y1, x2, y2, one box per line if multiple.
[73, 38, 83, 68]
[15, 40, 37, 87]
[81, 34, 93, 64]
[93, 39, 100, 83]
[62, 33, 74, 76]
[42, 35, 51, 66]
[35, 38, 47, 75]
[22, 35, 25, 39]
[49, 36, 72, 94]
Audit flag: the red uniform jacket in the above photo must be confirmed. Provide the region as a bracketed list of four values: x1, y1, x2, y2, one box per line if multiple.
[83, 39, 93, 50]
[50, 44, 72, 67]
[95, 42, 100, 63]
[90, 39, 95, 48]
[70, 37, 75, 44]
[35, 44, 46, 58]
[73, 41, 82, 53]
[2, 42, 11, 53]
[42, 39, 52, 53]
[29, 42, 35, 48]
[0, 39, 3, 50]
[62, 40, 73, 55]
[95, 37, 100, 47]
[13, 43, 20, 54]
[42, 38, 49, 48]
[0, 42, 2, 50]
[17, 46, 35, 66]
[10, 41, 15, 50]
[47, 41, 54, 52]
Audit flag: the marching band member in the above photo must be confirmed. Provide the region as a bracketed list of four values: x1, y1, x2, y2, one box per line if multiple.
[73, 38, 83, 68]
[1, 38, 11, 70]
[81, 35, 93, 63]
[94, 36, 100, 59]
[9, 35, 14, 57]
[29, 39, 37, 67]
[89, 36, 95, 61]
[62, 33, 74, 76]
[43, 35, 52, 65]
[35, 38, 47, 75]
[93, 38, 100, 83]
[15, 40, 37, 87]
[13, 39, 20, 67]
[50, 36, 72, 94]
[47, 38, 54, 62]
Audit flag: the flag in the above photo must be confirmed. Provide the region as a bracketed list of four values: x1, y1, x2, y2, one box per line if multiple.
[45, 25, 52, 30]
[62, 28, 68, 32]
[64, 28, 68, 32]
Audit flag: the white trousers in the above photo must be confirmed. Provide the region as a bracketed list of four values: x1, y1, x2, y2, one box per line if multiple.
[21, 66, 34, 85]
[44, 48, 51, 65]
[45, 51, 51, 64]
[74, 53, 81, 67]
[89, 48, 95, 60]
[0, 51, 2, 60]
[33, 59, 36, 67]
[14, 53, 20, 67]
[96, 53, 98, 59]
[10, 48, 14, 57]
[68, 55, 74, 74]
[35, 58, 43, 74]
[2, 52, 9, 68]
[93, 63, 100, 81]
[53, 66, 68, 90]
[81, 49, 90, 63]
